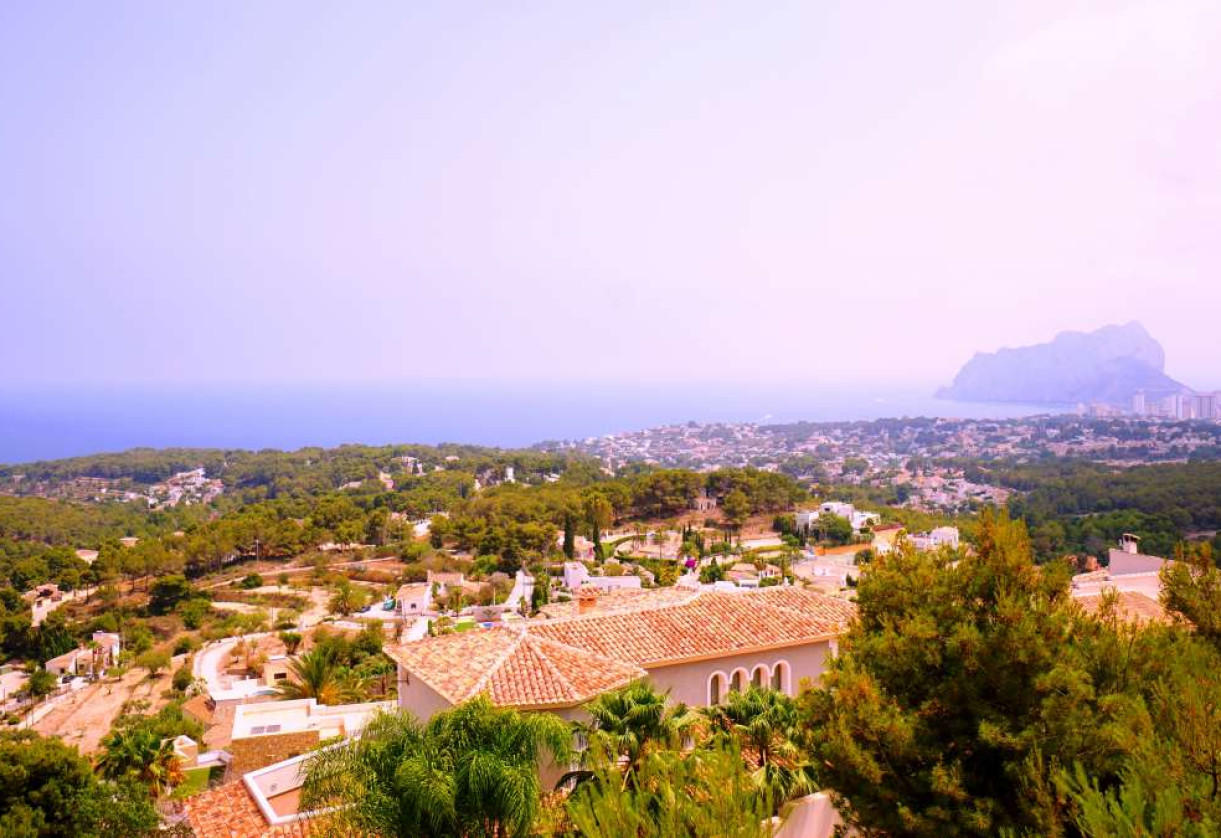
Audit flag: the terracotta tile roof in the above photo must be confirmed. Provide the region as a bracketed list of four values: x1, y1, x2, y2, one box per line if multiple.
[183, 781, 317, 838]
[538, 586, 699, 619]
[397, 582, 430, 600]
[746, 586, 858, 626]
[385, 628, 645, 709]
[1076, 590, 1168, 624]
[529, 590, 852, 668]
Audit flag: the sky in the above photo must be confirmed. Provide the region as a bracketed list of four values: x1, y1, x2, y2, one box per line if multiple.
[2, 0, 1219, 392]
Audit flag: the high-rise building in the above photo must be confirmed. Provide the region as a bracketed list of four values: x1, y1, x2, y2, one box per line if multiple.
[1160, 393, 1194, 420]
[1132, 392, 1147, 416]
[1193, 392, 1219, 420]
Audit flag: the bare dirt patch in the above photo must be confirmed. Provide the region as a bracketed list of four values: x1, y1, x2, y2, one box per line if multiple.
[33, 666, 177, 754]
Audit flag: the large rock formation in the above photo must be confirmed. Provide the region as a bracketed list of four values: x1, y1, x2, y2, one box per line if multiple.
[938, 322, 1189, 406]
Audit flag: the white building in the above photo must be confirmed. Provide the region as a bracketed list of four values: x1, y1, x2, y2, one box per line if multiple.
[45, 632, 121, 678]
[397, 582, 433, 617]
[795, 502, 880, 534]
[909, 526, 960, 552]
[1193, 392, 1219, 421]
[562, 561, 642, 593]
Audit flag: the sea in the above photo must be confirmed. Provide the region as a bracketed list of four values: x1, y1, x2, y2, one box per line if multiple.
[0, 383, 1065, 465]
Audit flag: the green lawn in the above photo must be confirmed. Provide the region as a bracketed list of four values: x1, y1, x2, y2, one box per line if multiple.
[172, 765, 225, 799]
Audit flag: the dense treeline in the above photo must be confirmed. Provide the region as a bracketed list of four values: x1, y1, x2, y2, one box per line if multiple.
[0, 450, 808, 593]
[802, 513, 1221, 836]
[0, 496, 189, 545]
[432, 467, 805, 571]
[1000, 461, 1221, 560]
[1, 443, 587, 491]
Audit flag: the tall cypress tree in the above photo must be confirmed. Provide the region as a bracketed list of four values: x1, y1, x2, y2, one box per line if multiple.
[562, 514, 576, 559]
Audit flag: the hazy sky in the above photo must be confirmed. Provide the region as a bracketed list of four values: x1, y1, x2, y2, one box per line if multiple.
[2, 1, 1219, 391]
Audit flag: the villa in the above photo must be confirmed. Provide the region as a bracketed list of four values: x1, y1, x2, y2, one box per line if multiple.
[395, 581, 433, 617]
[795, 502, 880, 534]
[908, 526, 960, 552]
[45, 631, 121, 679]
[385, 586, 855, 720]
[186, 586, 855, 837]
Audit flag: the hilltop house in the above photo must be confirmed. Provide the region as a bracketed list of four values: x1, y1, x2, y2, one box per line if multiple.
[562, 561, 642, 593]
[226, 697, 394, 776]
[726, 562, 781, 587]
[909, 526, 960, 552]
[385, 586, 854, 722]
[185, 587, 853, 838]
[795, 502, 880, 535]
[45, 632, 121, 679]
[1070, 534, 1175, 624]
[396, 582, 433, 617]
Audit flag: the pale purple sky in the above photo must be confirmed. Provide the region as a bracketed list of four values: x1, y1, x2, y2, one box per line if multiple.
[2, 1, 1219, 390]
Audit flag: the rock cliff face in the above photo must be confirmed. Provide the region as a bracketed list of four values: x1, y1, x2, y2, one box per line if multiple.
[938, 322, 1188, 406]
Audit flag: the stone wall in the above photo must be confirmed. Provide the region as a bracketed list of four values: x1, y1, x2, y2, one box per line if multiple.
[227, 730, 320, 776]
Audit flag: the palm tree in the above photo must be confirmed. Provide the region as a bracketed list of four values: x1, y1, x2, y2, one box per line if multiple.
[569, 681, 695, 790]
[564, 745, 773, 838]
[699, 686, 815, 813]
[277, 649, 362, 704]
[97, 726, 185, 796]
[302, 696, 572, 837]
[142, 737, 186, 796]
[329, 581, 365, 616]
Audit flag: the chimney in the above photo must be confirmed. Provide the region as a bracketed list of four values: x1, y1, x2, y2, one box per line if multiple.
[1120, 533, 1140, 555]
[577, 586, 598, 615]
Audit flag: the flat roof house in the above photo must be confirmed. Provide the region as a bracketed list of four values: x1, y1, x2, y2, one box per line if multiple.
[227, 697, 394, 776]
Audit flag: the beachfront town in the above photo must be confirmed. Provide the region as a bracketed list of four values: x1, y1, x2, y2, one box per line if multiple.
[542, 414, 1221, 473]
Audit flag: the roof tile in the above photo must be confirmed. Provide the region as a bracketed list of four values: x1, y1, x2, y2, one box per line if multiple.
[385, 629, 645, 708]
[182, 781, 317, 838]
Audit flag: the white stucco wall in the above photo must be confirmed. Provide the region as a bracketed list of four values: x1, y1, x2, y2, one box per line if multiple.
[396, 668, 454, 722]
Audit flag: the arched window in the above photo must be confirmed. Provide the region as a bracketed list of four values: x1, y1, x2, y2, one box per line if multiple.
[708, 672, 728, 705]
[771, 660, 792, 695]
[730, 668, 748, 694]
[751, 664, 768, 689]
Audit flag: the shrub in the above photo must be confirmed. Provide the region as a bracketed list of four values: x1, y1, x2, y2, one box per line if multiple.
[135, 649, 171, 678]
[123, 624, 154, 655]
[179, 598, 211, 630]
[172, 662, 194, 693]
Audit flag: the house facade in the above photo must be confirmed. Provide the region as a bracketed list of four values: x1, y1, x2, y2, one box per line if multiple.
[385, 586, 854, 721]
[45, 631, 121, 678]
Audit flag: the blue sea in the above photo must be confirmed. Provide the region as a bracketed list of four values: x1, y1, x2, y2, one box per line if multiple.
[0, 383, 1063, 465]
